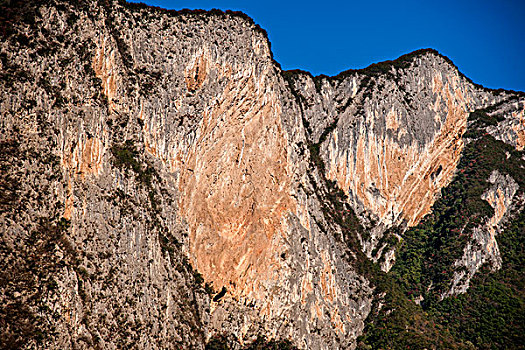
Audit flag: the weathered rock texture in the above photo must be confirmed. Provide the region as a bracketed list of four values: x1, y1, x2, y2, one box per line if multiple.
[446, 170, 519, 296]
[286, 57, 518, 265]
[487, 97, 525, 151]
[1, 0, 524, 349]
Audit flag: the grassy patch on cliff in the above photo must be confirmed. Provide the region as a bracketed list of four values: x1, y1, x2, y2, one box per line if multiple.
[111, 140, 159, 188]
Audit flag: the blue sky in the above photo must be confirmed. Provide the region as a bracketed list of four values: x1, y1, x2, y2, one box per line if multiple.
[128, 0, 525, 92]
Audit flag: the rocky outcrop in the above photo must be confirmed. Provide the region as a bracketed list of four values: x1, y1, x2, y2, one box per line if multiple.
[177, 63, 294, 301]
[324, 71, 473, 229]
[487, 97, 525, 151]
[446, 170, 519, 296]
[92, 36, 120, 111]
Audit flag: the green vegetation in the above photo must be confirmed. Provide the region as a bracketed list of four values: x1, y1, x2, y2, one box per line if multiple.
[357, 105, 525, 349]
[111, 140, 142, 172]
[356, 269, 465, 349]
[420, 106, 525, 348]
[302, 102, 525, 348]
[111, 140, 157, 187]
[430, 208, 525, 348]
[392, 106, 525, 303]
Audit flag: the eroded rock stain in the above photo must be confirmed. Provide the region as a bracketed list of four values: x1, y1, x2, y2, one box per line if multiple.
[93, 37, 119, 111]
[327, 73, 472, 227]
[177, 69, 295, 301]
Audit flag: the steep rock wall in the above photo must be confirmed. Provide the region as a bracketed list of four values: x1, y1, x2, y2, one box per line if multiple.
[1, 1, 373, 348]
[297, 56, 498, 229]
[325, 71, 471, 229]
[2, 1, 524, 349]
[117, 7, 373, 346]
[487, 97, 525, 151]
[286, 53, 514, 268]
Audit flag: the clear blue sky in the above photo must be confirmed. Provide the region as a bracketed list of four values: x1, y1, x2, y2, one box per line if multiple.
[128, 0, 525, 92]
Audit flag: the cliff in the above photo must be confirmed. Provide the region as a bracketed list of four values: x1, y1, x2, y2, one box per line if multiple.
[1, 1, 524, 349]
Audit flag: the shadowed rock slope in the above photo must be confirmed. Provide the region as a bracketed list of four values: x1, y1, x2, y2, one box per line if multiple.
[1, 0, 524, 349]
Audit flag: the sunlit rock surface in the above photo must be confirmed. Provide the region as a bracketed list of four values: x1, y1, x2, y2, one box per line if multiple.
[1, 1, 524, 349]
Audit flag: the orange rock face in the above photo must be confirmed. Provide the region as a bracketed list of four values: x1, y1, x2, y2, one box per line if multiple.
[61, 135, 105, 219]
[93, 37, 119, 111]
[177, 69, 296, 301]
[59, 38, 115, 221]
[327, 73, 472, 227]
[62, 136, 105, 179]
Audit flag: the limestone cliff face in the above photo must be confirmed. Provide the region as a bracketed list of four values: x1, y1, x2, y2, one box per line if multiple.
[446, 170, 519, 296]
[1, 1, 371, 349]
[292, 53, 495, 226]
[286, 53, 519, 270]
[487, 97, 525, 151]
[1, 1, 524, 349]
